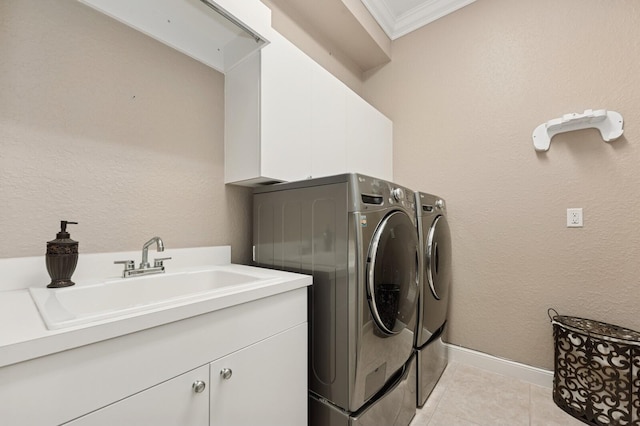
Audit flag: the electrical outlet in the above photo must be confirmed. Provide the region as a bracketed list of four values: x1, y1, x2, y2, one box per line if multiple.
[567, 208, 583, 227]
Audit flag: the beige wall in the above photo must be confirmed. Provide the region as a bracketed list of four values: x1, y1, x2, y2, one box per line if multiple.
[5, 0, 638, 371]
[0, 0, 253, 263]
[364, 0, 640, 369]
[261, 0, 365, 94]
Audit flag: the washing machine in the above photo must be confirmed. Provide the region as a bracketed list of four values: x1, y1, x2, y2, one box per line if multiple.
[253, 173, 419, 426]
[414, 191, 452, 408]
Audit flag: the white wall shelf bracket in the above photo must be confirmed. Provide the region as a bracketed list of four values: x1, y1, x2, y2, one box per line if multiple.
[532, 109, 624, 152]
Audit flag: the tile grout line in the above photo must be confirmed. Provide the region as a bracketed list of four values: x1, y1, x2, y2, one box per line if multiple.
[425, 362, 458, 425]
[528, 383, 532, 426]
[424, 379, 445, 425]
[415, 363, 455, 425]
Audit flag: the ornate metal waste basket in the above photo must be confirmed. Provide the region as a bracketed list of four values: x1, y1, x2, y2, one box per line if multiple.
[549, 309, 640, 425]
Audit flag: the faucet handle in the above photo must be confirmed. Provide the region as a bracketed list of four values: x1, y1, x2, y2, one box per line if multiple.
[154, 257, 172, 268]
[114, 260, 135, 277]
[114, 260, 135, 270]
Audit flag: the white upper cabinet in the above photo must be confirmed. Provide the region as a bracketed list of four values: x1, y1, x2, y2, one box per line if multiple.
[225, 32, 313, 185]
[78, 0, 393, 184]
[77, 0, 271, 73]
[225, 31, 393, 185]
[346, 89, 393, 181]
[260, 34, 314, 183]
[310, 62, 348, 178]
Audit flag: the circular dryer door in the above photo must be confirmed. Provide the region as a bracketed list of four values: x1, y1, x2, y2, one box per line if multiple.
[367, 210, 419, 335]
[426, 215, 452, 300]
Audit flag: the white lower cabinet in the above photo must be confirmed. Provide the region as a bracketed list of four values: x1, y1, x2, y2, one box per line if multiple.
[209, 324, 307, 426]
[66, 365, 209, 426]
[0, 288, 308, 426]
[65, 324, 307, 426]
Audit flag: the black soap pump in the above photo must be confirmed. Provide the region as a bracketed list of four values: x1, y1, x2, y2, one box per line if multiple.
[46, 221, 79, 288]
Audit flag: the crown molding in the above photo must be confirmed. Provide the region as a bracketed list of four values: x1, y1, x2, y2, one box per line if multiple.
[362, 0, 475, 40]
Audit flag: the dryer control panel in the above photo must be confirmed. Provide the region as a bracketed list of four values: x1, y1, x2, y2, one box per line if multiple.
[417, 192, 447, 218]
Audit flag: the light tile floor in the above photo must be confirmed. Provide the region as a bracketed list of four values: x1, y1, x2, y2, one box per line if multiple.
[409, 362, 585, 426]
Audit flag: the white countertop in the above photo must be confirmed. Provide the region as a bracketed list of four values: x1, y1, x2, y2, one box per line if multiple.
[0, 247, 311, 368]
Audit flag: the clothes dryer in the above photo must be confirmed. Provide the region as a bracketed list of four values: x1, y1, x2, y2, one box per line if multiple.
[414, 192, 452, 408]
[253, 174, 419, 426]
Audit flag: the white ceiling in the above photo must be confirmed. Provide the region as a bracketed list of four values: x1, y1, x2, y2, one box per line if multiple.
[361, 0, 476, 40]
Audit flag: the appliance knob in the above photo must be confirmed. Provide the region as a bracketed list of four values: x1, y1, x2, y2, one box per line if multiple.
[220, 368, 233, 380]
[192, 380, 206, 393]
[435, 199, 445, 209]
[392, 188, 404, 202]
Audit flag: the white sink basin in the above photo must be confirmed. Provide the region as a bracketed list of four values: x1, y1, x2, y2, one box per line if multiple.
[29, 267, 278, 330]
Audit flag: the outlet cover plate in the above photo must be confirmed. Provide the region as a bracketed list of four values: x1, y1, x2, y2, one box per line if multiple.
[567, 208, 583, 227]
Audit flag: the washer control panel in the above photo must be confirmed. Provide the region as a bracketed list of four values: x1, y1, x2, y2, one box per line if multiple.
[392, 187, 405, 202]
[387, 185, 414, 210]
[356, 175, 415, 211]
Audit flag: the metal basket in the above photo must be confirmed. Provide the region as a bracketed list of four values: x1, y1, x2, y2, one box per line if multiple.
[549, 309, 640, 425]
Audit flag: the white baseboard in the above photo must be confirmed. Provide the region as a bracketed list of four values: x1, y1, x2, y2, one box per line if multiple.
[445, 343, 554, 388]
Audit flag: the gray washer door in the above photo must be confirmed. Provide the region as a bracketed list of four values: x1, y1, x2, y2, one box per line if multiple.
[426, 215, 451, 301]
[367, 210, 419, 335]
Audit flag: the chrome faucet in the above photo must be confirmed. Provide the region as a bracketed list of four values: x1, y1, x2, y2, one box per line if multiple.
[114, 237, 171, 278]
[141, 236, 165, 269]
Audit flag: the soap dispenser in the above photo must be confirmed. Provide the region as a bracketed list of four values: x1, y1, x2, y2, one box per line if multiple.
[46, 221, 79, 288]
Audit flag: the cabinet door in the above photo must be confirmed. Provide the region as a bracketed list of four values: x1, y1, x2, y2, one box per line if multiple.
[346, 90, 393, 181]
[260, 34, 313, 182]
[65, 365, 209, 426]
[225, 50, 262, 184]
[310, 61, 348, 178]
[209, 323, 307, 426]
[78, 0, 268, 73]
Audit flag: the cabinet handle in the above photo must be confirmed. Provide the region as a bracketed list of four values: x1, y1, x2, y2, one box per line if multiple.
[192, 380, 206, 393]
[220, 368, 233, 380]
